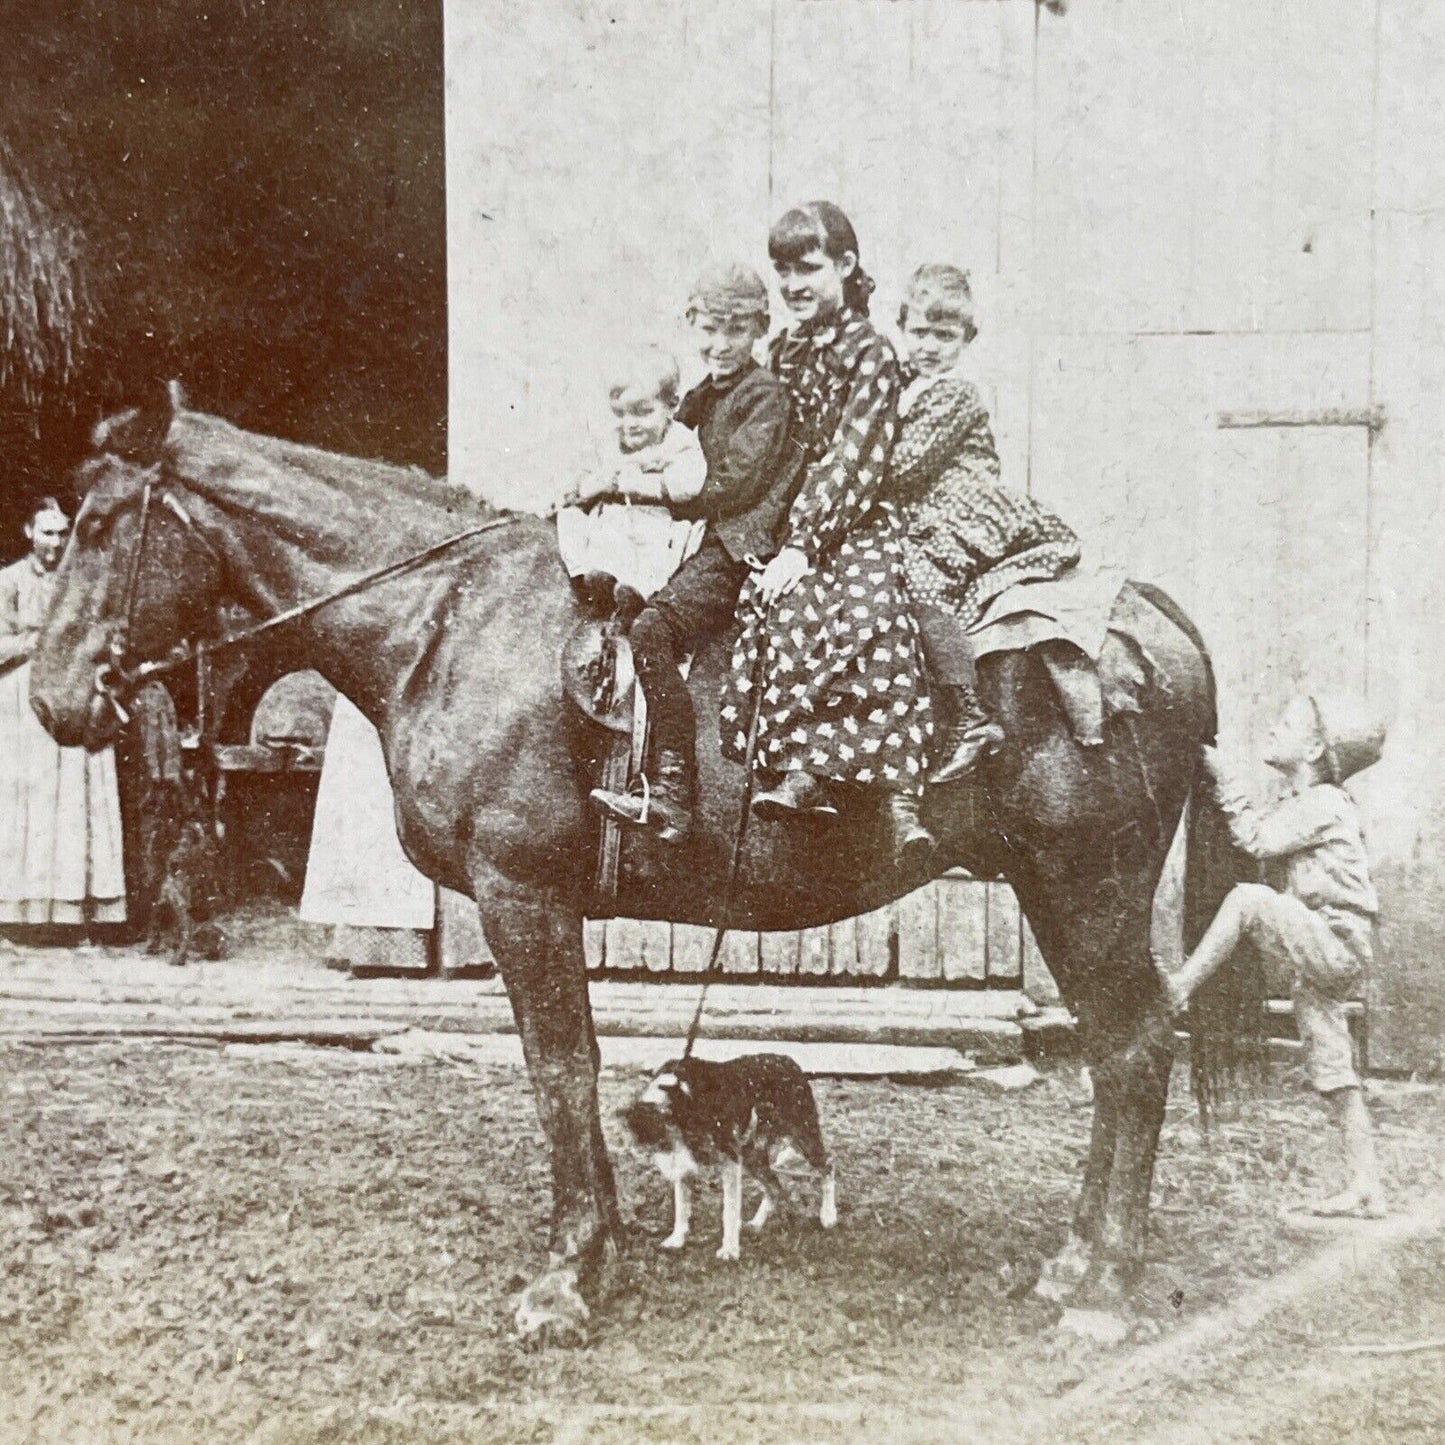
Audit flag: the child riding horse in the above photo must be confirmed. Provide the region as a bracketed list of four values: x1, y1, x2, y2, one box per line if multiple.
[719, 201, 934, 870]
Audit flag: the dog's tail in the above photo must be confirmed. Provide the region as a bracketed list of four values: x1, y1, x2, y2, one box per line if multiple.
[782, 1079, 837, 1230]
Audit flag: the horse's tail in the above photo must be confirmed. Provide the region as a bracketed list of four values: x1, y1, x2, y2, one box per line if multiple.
[1144, 584, 1267, 1122]
[1183, 764, 1267, 1122]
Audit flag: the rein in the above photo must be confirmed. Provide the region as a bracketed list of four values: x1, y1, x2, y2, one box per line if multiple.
[680, 606, 771, 1060]
[96, 479, 521, 714]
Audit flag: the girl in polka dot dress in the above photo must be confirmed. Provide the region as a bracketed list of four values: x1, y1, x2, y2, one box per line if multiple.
[719, 202, 934, 871]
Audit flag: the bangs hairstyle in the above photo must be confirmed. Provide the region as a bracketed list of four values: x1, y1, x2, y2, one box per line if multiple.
[898, 264, 978, 343]
[768, 200, 877, 315]
[26, 494, 70, 528]
[606, 346, 681, 410]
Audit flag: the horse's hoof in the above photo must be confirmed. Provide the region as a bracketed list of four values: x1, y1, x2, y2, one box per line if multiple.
[659, 1234, 686, 1251]
[716, 1243, 740, 1262]
[1033, 1232, 1093, 1303]
[513, 1265, 591, 1349]
[1069, 1257, 1136, 1312]
[1056, 1307, 1130, 1346]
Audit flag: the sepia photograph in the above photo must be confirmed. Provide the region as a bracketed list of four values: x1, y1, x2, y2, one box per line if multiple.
[2, 1, 1443, 1440]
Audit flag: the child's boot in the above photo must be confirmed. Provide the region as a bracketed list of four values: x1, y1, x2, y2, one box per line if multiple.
[883, 790, 935, 872]
[930, 682, 1005, 784]
[590, 748, 694, 844]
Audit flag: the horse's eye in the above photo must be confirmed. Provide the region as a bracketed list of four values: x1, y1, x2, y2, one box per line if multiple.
[75, 517, 105, 547]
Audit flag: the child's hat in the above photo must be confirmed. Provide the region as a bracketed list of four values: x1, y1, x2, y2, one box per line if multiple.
[1308, 694, 1386, 784]
[687, 262, 770, 322]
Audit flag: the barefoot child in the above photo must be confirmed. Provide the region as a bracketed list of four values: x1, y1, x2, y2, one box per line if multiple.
[1166, 694, 1387, 1217]
[556, 347, 708, 606]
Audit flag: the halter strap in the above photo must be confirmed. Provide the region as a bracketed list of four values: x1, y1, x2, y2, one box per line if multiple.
[96, 479, 521, 697]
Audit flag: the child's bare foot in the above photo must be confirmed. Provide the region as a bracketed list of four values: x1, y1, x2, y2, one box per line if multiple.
[1311, 1185, 1388, 1219]
[1160, 974, 1191, 1018]
[1151, 953, 1191, 1017]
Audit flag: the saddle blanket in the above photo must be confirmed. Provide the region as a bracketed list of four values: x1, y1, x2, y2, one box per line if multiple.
[969, 565, 1162, 746]
[969, 563, 1130, 662]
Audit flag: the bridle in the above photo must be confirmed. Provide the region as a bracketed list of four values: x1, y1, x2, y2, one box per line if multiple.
[92, 471, 520, 723]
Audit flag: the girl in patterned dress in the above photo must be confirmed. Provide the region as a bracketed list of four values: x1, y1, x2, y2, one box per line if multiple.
[720, 202, 933, 869]
[891, 264, 1080, 782]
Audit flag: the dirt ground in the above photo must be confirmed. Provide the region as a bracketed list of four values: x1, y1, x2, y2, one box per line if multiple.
[1, 1038, 1443, 1445]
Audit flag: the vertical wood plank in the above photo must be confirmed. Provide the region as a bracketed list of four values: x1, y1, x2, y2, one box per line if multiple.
[896, 884, 940, 981]
[853, 904, 895, 979]
[770, 0, 913, 323]
[604, 918, 640, 973]
[583, 918, 607, 972]
[984, 883, 1022, 982]
[720, 930, 761, 976]
[936, 874, 988, 983]
[604, 917, 672, 974]
[1021, 917, 1061, 1006]
[827, 916, 860, 977]
[760, 930, 800, 978]
[798, 926, 831, 978]
[670, 923, 717, 974]
[640, 921, 673, 974]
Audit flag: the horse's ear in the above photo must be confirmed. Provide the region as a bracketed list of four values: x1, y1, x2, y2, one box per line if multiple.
[91, 378, 183, 462]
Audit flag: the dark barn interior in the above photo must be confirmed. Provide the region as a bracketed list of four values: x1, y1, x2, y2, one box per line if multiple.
[0, 0, 445, 918]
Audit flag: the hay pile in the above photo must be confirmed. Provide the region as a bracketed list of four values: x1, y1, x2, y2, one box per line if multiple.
[0, 139, 88, 412]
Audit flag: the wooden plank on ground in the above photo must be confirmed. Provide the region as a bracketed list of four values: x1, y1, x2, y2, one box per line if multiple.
[897, 885, 940, 981]
[984, 883, 1022, 982]
[936, 875, 988, 983]
[759, 930, 799, 978]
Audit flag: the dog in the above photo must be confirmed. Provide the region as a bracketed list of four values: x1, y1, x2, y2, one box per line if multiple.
[146, 818, 226, 968]
[622, 1053, 837, 1261]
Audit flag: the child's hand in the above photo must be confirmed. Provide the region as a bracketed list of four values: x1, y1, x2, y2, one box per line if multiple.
[757, 547, 810, 605]
[636, 455, 666, 474]
[573, 471, 615, 505]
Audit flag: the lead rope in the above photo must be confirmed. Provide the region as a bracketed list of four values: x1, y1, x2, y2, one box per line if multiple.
[680, 619, 771, 1060]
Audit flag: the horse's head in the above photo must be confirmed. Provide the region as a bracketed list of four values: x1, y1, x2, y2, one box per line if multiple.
[30, 384, 225, 749]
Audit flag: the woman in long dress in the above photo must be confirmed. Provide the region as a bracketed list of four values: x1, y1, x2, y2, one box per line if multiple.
[0, 498, 126, 927]
[719, 202, 933, 869]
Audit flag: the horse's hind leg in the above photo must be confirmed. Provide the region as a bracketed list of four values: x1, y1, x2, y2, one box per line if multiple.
[1037, 1082, 1118, 1301]
[1013, 864, 1174, 1312]
[1076, 1006, 1174, 1309]
[475, 865, 619, 1346]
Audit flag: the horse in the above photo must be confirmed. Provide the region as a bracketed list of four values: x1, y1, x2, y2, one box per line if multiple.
[29, 392, 1243, 1343]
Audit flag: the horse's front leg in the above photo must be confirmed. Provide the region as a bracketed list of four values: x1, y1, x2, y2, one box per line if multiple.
[475, 865, 619, 1346]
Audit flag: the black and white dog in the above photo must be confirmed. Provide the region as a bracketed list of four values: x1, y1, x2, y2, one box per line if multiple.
[622, 1053, 837, 1261]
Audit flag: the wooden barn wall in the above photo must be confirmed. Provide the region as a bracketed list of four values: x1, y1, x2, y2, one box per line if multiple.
[448, 2, 1445, 1058]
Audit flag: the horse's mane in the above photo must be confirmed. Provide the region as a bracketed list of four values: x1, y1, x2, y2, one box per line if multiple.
[168, 411, 494, 529]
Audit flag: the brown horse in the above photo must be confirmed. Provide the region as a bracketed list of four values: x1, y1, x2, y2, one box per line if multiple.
[30, 396, 1240, 1342]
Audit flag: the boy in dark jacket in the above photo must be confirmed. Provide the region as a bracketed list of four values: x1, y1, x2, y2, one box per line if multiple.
[590, 263, 800, 842]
